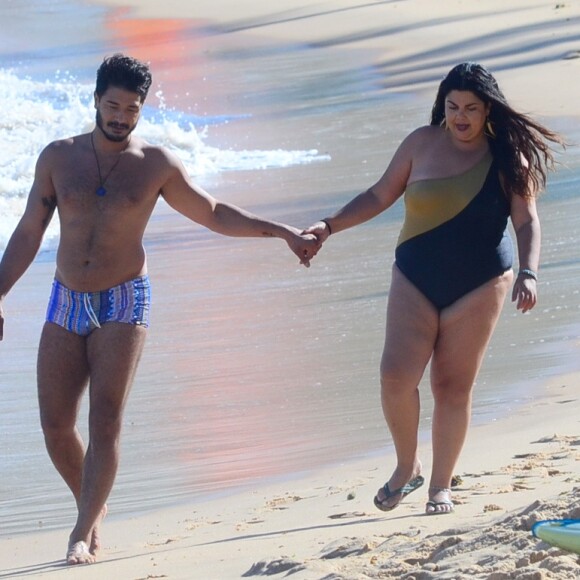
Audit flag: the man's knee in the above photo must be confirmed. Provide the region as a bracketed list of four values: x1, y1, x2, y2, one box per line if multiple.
[88, 402, 124, 442]
[40, 413, 77, 447]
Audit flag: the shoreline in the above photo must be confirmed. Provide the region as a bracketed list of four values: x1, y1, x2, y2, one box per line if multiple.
[1, 370, 579, 577]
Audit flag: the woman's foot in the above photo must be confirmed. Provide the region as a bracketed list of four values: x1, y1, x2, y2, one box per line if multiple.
[425, 486, 454, 515]
[374, 462, 423, 511]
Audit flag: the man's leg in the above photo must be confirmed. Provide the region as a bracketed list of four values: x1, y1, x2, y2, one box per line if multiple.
[37, 323, 91, 553]
[66, 321, 147, 563]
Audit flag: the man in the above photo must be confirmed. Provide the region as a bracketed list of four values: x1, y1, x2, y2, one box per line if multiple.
[0, 54, 319, 565]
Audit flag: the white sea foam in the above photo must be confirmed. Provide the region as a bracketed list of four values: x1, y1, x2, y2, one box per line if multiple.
[0, 69, 329, 254]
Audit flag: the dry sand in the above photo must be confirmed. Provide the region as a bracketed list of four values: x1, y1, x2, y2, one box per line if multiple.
[1, 0, 579, 578]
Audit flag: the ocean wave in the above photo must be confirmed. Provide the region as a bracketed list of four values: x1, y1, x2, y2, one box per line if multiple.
[0, 69, 330, 254]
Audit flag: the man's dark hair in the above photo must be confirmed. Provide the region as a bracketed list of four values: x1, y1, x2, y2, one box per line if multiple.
[95, 54, 152, 102]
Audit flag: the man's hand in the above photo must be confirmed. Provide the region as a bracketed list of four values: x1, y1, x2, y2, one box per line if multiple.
[286, 228, 322, 268]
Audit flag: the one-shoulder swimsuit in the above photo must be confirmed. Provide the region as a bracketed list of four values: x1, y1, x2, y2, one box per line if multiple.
[395, 152, 513, 310]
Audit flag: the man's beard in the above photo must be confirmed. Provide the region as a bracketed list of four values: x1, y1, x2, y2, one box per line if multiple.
[95, 110, 136, 143]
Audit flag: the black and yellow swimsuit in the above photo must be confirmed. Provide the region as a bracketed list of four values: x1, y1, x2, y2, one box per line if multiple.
[395, 151, 513, 310]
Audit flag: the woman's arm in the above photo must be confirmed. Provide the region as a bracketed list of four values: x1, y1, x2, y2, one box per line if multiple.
[304, 130, 418, 241]
[510, 193, 541, 313]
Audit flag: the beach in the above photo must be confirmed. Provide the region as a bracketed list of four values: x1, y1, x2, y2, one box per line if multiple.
[2, 376, 579, 578]
[1, 0, 580, 578]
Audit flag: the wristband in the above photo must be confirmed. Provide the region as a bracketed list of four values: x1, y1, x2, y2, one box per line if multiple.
[519, 268, 538, 281]
[321, 219, 332, 235]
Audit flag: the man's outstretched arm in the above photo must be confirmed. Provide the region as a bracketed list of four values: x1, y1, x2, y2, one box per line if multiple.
[0, 147, 58, 340]
[159, 150, 321, 266]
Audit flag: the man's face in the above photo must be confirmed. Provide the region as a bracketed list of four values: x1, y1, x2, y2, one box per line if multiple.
[94, 86, 143, 142]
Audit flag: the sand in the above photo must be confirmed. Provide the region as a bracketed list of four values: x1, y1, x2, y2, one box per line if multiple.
[1, 0, 580, 578]
[1, 373, 579, 578]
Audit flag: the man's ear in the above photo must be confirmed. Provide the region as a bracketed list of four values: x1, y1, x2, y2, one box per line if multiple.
[93, 92, 99, 109]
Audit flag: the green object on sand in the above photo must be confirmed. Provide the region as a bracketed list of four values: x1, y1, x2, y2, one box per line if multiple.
[532, 519, 580, 555]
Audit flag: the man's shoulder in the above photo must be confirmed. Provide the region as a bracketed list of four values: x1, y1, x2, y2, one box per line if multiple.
[34, 134, 85, 167]
[44, 133, 86, 153]
[138, 139, 181, 167]
[138, 138, 170, 155]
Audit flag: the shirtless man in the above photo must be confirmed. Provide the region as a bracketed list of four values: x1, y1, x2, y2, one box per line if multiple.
[0, 54, 319, 565]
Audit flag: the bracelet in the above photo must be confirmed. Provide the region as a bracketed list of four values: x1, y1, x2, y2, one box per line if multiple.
[519, 268, 538, 281]
[320, 219, 332, 235]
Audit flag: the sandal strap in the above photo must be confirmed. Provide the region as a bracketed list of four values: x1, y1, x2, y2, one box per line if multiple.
[429, 486, 451, 493]
[382, 475, 425, 497]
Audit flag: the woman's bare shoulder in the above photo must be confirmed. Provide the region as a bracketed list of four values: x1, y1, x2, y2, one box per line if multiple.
[393, 125, 442, 161]
[404, 125, 441, 145]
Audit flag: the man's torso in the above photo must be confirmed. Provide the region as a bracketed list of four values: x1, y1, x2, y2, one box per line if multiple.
[49, 134, 170, 291]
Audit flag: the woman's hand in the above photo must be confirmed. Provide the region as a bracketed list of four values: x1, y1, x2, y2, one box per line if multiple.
[512, 273, 537, 313]
[302, 220, 332, 244]
[285, 228, 322, 268]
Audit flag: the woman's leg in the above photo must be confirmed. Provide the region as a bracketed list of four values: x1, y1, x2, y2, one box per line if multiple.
[376, 265, 439, 508]
[427, 271, 513, 513]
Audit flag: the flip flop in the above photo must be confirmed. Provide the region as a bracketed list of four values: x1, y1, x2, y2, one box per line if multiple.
[373, 475, 425, 512]
[425, 486, 454, 515]
[425, 499, 454, 515]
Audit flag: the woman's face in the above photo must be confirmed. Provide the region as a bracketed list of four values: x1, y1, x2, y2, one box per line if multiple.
[444, 90, 490, 143]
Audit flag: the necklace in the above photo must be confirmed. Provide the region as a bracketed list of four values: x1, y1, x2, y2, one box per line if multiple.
[90, 132, 130, 196]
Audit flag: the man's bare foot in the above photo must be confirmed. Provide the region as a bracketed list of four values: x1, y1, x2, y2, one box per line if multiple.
[66, 541, 96, 565]
[89, 504, 108, 555]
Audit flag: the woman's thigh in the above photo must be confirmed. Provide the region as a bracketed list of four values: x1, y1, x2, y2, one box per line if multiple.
[431, 270, 513, 391]
[381, 265, 439, 389]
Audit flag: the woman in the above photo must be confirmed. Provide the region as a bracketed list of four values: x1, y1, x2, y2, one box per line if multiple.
[304, 62, 564, 515]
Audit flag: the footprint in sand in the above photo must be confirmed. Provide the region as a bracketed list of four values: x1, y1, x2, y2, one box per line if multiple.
[265, 495, 305, 510]
[146, 537, 182, 547]
[327, 511, 368, 519]
[320, 537, 376, 559]
[236, 518, 266, 531]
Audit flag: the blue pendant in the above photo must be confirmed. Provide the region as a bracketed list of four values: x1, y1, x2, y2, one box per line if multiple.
[96, 186, 107, 196]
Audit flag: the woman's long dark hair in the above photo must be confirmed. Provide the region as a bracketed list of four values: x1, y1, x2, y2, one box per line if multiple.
[430, 62, 565, 199]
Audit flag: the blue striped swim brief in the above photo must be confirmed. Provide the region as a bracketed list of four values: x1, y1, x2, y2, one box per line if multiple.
[45, 275, 151, 336]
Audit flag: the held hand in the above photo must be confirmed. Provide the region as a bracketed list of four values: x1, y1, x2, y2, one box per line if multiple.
[286, 228, 322, 268]
[303, 220, 331, 243]
[511, 275, 537, 313]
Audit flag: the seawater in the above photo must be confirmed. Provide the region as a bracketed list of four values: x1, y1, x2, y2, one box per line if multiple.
[0, 68, 329, 254]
